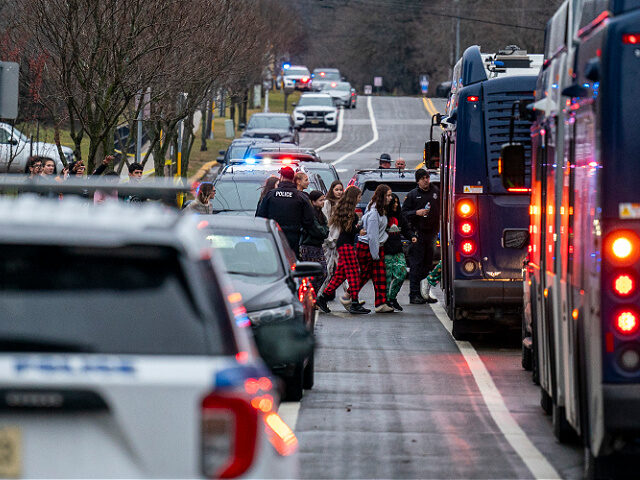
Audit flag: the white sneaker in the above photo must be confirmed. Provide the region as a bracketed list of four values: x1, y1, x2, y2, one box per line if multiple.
[340, 294, 351, 311]
[375, 303, 395, 313]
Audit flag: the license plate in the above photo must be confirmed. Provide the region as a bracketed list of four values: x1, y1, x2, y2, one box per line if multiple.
[0, 427, 21, 478]
[310, 119, 320, 124]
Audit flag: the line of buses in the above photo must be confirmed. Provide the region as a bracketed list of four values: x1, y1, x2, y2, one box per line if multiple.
[426, 0, 640, 477]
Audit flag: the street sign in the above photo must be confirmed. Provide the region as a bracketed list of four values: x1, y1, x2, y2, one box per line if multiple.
[373, 76, 383, 87]
[0, 61, 19, 120]
[364, 85, 372, 95]
[420, 74, 430, 94]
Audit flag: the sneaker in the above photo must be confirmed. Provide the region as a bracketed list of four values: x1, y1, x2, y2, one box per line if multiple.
[389, 299, 403, 311]
[349, 301, 370, 314]
[315, 295, 331, 313]
[340, 294, 365, 310]
[409, 296, 427, 305]
[426, 292, 438, 304]
[375, 303, 395, 313]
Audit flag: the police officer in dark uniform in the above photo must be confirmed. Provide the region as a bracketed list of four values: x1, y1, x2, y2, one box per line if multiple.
[378, 153, 392, 169]
[402, 168, 440, 304]
[256, 166, 316, 258]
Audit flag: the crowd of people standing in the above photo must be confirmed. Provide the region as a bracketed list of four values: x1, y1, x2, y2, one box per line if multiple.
[256, 160, 440, 315]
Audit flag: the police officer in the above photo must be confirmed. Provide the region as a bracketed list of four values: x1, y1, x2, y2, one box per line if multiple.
[378, 153, 392, 169]
[402, 168, 440, 304]
[256, 166, 316, 257]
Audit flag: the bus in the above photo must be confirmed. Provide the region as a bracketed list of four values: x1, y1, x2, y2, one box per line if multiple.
[433, 45, 542, 340]
[504, 0, 640, 475]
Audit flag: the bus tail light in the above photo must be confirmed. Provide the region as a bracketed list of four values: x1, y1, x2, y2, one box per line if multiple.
[460, 240, 476, 256]
[614, 310, 639, 335]
[460, 222, 474, 236]
[619, 347, 640, 372]
[604, 230, 640, 265]
[457, 199, 475, 218]
[613, 274, 635, 297]
[467, 95, 479, 102]
[462, 260, 477, 274]
[201, 393, 259, 478]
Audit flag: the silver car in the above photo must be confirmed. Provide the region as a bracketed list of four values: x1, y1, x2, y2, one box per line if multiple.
[321, 81, 357, 109]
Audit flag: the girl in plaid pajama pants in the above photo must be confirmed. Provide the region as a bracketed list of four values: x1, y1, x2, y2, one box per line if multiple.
[353, 184, 395, 313]
[315, 186, 370, 315]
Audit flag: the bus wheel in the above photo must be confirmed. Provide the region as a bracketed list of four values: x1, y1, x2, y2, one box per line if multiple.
[452, 319, 470, 341]
[552, 404, 577, 443]
[585, 448, 615, 480]
[540, 388, 552, 415]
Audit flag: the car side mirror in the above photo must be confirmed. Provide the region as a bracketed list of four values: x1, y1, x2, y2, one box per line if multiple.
[9, 138, 19, 146]
[562, 83, 589, 98]
[217, 156, 224, 162]
[291, 261, 324, 278]
[424, 140, 440, 169]
[292, 102, 297, 107]
[500, 143, 526, 190]
[218, 149, 226, 155]
[238, 123, 246, 130]
[518, 100, 536, 122]
[585, 57, 600, 82]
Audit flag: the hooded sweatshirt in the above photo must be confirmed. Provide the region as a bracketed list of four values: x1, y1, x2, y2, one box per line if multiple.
[357, 204, 388, 260]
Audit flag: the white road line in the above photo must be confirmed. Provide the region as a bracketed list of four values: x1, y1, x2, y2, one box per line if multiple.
[315, 107, 344, 153]
[429, 300, 561, 480]
[278, 401, 301, 431]
[331, 96, 378, 166]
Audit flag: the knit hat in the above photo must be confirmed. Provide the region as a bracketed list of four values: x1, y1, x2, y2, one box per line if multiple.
[309, 190, 324, 202]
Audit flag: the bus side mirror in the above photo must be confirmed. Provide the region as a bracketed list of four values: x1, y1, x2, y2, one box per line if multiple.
[500, 143, 526, 189]
[424, 141, 440, 169]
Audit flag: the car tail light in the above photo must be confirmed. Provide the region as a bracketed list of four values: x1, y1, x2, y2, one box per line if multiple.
[457, 199, 475, 218]
[605, 230, 640, 265]
[298, 277, 316, 302]
[613, 274, 636, 297]
[615, 310, 639, 335]
[460, 240, 476, 256]
[201, 393, 259, 478]
[301, 76, 309, 83]
[623, 33, 640, 44]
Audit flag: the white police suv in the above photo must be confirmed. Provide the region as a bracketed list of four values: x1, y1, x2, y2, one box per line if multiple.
[0, 194, 298, 478]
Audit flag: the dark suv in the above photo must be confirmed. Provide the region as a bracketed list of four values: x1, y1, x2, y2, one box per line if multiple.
[241, 113, 299, 144]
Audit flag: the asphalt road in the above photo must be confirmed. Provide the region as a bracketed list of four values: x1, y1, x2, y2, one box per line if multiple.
[279, 96, 583, 479]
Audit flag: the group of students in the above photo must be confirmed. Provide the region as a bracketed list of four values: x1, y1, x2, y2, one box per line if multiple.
[256, 166, 440, 315]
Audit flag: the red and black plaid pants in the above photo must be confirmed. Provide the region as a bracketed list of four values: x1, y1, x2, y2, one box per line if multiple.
[354, 241, 387, 306]
[323, 244, 361, 300]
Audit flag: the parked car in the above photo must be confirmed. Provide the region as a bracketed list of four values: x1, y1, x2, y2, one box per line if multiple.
[198, 216, 321, 400]
[281, 66, 312, 91]
[217, 138, 275, 165]
[241, 113, 299, 145]
[292, 93, 339, 132]
[212, 163, 327, 215]
[0, 122, 74, 173]
[320, 81, 357, 108]
[311, 68, 342, 91]
[0, 194, 299, 478]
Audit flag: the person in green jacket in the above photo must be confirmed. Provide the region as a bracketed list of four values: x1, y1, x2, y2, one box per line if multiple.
[300, 190, 329, 293]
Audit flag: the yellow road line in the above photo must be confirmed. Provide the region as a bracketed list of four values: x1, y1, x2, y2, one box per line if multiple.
[417, 97, 440, 170]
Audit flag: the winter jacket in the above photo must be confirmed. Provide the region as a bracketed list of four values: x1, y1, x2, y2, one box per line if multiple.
[301, 207, 329, 247]
[401, 184, 440, 233]
[385, 212, 415, 255]
[357, 205, 388, 260]
[335, 216, 359, 249]
[184, 198, 213, 214]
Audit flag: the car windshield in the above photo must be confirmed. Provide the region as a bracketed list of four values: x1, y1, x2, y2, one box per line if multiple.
[324, 83, 350, 91]
[315, 71, 340, 80]
[298, 96, 334, 107]
[306, 167, 336, 188]
[212, 179, 265, 212]
[0, 245, 230, 355]
[361, 181, 416, 205]
[248, 116, 290, 130]
[204, 230, 283, 279]
[286, 68, 308, 76]
[227, 144, 250, 160]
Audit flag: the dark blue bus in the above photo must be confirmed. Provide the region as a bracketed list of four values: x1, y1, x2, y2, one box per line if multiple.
[434, 45, 542, 339]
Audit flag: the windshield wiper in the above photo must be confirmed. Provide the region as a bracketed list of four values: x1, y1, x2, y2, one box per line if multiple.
[227, 271, 270, 277]
[0, 337, 93, 353]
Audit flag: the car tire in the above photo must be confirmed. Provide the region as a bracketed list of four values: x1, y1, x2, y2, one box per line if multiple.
[285, 362, 304, 401]
[330, 125, 338, 133]
[552, 403, 578, 443]
[303, 352, 314, 390]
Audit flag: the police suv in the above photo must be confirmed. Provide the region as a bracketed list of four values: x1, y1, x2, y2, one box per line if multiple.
[0, 194, 298, 478]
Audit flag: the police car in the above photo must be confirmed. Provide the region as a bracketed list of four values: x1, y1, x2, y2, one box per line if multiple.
[212, 162, 327, 215]
[0, 194, 298, 478]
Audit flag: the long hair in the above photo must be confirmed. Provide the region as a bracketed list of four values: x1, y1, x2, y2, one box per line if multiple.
[368, 184, 390, 216]
[259, 176, 279, 201]
[197, 182, 214, 203]
[330, 185, 361, 232]
[387, 193, 401, 219]
[326, 180, 344, 206]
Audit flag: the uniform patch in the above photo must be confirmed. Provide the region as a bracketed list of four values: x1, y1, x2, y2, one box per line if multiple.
[275, 191, 293, 198]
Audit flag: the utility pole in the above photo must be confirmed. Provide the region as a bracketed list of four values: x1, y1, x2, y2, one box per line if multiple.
[455, 0, 460, 62]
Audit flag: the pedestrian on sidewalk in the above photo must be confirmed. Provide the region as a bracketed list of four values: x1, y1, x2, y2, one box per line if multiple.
[300, 190, 329, 293]
[315, 186, 370, 315]
[183, 182, 215, 214]
[402, 168, 440, 304]
[420, 260, 441, 303]
[384, 193, 416, 311]
[256, 166, 316, 258]
[353, 184, 394, 313]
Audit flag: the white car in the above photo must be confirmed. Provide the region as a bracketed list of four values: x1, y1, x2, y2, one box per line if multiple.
[293, 93, 339, 132]
[0, 122, 74, 173]
[0, 194, 299, 479]
[281, 65, 312, 91]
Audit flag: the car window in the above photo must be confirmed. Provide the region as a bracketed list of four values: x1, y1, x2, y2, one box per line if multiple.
[248, 116, 290, 130]
[204, 230, 283, 280]
[227, 144, 249, 160]
[0, 245, 230, 355]
[286, 68, 308, 76]
[298, 96, 334, 107]
[315, 71, 340, 81]
[212, 179, 264, 212]
[0, 128, 12, 144]
[361, 181, 416, 205]
[307, 168, 336, 189]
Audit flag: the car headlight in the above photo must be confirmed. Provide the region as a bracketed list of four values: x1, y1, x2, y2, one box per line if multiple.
[248, 304, 295, 326]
